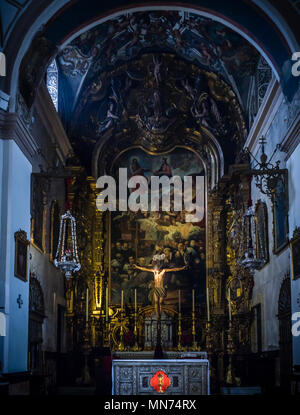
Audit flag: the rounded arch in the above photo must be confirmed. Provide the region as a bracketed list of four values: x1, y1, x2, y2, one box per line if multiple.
[277, 273, 292, 391]
[57, 4, 280, 78]
[278, 274, 291, 317]
[29, 273, 45, 316]
[92, 128, 224, 191]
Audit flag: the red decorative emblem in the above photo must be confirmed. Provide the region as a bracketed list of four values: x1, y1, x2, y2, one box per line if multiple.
[150, 370, 171, 393]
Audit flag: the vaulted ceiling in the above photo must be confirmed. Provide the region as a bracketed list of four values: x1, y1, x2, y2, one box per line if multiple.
[48, 10, 263, 171]
[57, 10, 260, 115]
[8, 3, 298, 173]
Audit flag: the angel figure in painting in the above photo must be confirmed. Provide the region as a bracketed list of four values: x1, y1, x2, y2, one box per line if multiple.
[133, 262, 187, 317]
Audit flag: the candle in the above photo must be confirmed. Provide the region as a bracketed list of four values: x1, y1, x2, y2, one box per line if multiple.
[206, 287, 210, 322]
[105, 286, 108, 322]
[134, 289, 137, 313]
[192, 289, 195, 312]
[121, 290, 124, 311]
[178, 289, 181, 313]
[86, 288, 89, 322]
[228, 288, 232, 321]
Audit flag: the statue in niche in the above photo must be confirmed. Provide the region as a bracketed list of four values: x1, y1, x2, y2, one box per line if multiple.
[191, 93, 221, 132]
[148, 55, 162, 86]
[96, 78, 126, 135]
[138, 88, 177, 134]
[98, 101, 119, 134]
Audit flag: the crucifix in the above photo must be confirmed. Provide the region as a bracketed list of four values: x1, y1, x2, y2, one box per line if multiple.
[133, 263, 187, 318]
[133, 262, 187, 357]
[17, 294, 23, 309]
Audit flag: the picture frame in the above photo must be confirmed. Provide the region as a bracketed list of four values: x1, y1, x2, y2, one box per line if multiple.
[31, 174, 47, 253]
[254, 200, 269, 268]
[272, 173, 289, 254]
[14, 230, 30, 282]
[291, 227, 300, 281]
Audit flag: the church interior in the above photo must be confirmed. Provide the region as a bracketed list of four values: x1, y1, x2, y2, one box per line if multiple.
[0, 0, 300, 397]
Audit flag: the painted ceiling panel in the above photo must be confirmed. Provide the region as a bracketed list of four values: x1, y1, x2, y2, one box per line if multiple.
[57, 11, 261, 120]
[47, 10, 271, 172]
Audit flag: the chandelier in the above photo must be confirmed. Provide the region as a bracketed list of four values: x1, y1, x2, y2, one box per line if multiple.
[54, 211, 81, 278]
[244, 137, 287, 200]
[238, 207, 263, 272]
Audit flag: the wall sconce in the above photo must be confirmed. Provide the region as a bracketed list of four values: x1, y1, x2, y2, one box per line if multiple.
[244, 137, 287, 200]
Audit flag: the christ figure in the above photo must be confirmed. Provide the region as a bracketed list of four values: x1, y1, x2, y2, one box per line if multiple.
[133, 263, 187, 317]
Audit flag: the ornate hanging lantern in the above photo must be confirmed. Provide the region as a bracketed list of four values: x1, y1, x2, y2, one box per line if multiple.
[238, 207, 263, 272]
[54, 210, 81, 278]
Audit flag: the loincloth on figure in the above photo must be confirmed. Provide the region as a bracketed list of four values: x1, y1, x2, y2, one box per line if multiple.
[148, 285, 167, 303]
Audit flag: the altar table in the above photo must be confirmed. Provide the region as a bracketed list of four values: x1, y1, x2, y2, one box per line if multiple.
[112, 359, 209, 395]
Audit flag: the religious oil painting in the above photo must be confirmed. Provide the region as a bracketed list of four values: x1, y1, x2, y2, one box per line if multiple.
[109, 147, 206, 309]
[254, 200, 269, 267]
[14, 230, 29, 282]
[273, 176, 289, 253]
[291, 229, 300, 281]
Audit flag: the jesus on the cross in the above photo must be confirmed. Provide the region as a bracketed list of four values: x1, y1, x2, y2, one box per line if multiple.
[133, 262, 187, 317]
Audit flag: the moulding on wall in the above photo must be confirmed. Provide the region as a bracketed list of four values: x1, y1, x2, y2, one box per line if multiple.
[0, 109, 38, 162]
[244, 76, 283, 153]
[280, 112, 300, 161]
[34, 82, 73, 165]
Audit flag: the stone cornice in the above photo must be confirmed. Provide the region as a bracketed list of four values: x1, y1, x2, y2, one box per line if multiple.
[34, 82, 73, 165]
[244, 76, 283, 153]
[0, 110, 38, 162]
[280, 112, 300, 160]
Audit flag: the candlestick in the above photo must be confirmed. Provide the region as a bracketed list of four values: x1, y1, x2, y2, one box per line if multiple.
[177, 310, 183, 351]
[192, 289, 195, 312]
[206, 287, 210, 322]
[105, 286, 108, 322]
[178, 289, 181, 313]
[133, 288, 139, 351]
[118, 290, 125, 351]
[191, 289, 199, 350]
[86, 288, 89, 322]
[228, 288, 232, 321]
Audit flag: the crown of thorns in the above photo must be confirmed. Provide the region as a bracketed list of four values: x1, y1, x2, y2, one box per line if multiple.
[152, 253, 165, 261]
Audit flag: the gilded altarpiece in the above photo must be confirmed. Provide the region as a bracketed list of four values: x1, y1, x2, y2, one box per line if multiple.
[63, 54, 256, 387]
[65, 156, 256, 388]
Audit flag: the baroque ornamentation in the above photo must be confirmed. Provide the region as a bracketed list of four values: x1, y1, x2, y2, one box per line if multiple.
[73, 54, 245, 168]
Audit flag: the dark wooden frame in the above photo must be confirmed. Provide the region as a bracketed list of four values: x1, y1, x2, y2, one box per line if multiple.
[254, 200, 269, 268]
[272, 172, 289, 254]
[291, 228, 300, 281]
[14, 230, 29, 282]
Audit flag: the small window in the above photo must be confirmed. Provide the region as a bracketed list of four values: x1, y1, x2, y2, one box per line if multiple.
[47, 59, 58, 111]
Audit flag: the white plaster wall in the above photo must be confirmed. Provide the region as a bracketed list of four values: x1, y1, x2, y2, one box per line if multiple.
[251, 172, 290, 351]
[30, 246, 66, 353]
[250, 85, 300, 353]
[0, 140, 31, 373]
[288, 143, 300, 237]
[28, 98, 68, 356]
[287, 142, 300, 366]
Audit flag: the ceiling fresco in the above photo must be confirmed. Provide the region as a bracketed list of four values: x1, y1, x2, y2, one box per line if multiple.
[52, 10, 261, 171]
[65, 54, 245, 172]
[57, 11, 260, 112]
